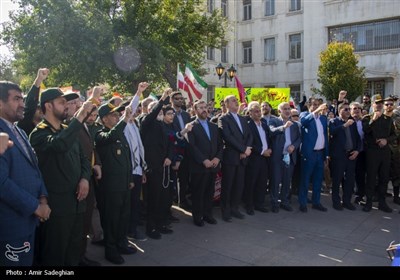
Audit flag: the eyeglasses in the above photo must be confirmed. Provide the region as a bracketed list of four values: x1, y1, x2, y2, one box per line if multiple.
[174, 97, 183, 100]
[291, 115, 299, 117]
[166, 112, 175, 116]
[385, 103, 394, 106]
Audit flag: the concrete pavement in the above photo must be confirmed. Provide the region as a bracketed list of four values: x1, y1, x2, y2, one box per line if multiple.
[86, 192, 399, 266]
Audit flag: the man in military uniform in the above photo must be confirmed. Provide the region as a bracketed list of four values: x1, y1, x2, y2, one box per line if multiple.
[95, 103, 136, 265]
[30, 88, 93, 266]
[362, 94, 397, 212]
[383, 96, 400, 205]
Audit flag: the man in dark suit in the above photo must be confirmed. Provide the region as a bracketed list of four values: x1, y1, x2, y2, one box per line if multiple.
[329, 102, 361, 210]
[269, 102, 301, 212]
[30, 88, 92, 266]
[298, 98, 329, 212]
[187, 100, 223, 226]
[218, 95, 253, 222]
[0, 81, 50, 266]
[170, 91, 192, 210]
[244, 102, 271, 215]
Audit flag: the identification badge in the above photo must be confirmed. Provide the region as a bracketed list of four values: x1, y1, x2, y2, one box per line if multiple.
[117, 149, 121, 155]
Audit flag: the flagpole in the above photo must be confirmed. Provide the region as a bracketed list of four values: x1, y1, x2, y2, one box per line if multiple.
[176, 63, 179, 91]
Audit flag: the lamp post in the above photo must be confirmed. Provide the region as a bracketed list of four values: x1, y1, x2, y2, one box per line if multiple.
[215, 63, 237, 87]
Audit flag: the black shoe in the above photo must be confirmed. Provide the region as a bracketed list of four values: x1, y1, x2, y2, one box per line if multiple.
[307, 198, 312, 204]
[333, 203, 343, 211]
[193, 219, 205, 227]
[246, 208, 255, 215]
[312, 204, 327, 212]
[159, 226, 173, 234]
[254, 206, 269, 213]
[362, 201, 372, 212]
[385, 192, 393, 197]
[271, 206, 279, 213]
[231, 211, 245, 219]
[342, 203, 356, 211]
[105, 253, 124, 265]
[79, 256, 101, 266]
[280, 204, 293, 212]
[91, 239, 105, 246]
[146, 229, 162, 240]
[118, 245, 137, 255]
[299, 205, 308, 213]
[393, 197, 400, 205]
[203, 216, 217, 224]
[222, 215, 232, 222]
[378, 203, 393, 213]
[354, 196, 365, 205]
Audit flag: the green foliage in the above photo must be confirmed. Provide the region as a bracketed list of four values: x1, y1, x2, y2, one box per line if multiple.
[1, 0, 226, 95]
[317, 42, 366, 101]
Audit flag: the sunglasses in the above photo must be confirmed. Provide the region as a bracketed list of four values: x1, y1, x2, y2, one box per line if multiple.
[385, 103, 394, 106]
[291, 115, 299, 117]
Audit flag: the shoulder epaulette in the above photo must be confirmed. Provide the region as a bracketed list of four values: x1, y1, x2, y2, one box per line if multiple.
[36, 122, 48, 129]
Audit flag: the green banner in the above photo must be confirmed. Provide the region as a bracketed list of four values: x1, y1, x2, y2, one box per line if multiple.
[214, 88, 290, 109]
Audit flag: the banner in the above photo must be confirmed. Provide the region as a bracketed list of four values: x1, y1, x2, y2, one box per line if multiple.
[214, 88, 290, 109]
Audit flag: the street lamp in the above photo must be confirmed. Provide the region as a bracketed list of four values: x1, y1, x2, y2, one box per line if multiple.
[216, 63, 237, 87]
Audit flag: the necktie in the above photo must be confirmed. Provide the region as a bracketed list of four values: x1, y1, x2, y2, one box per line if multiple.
[12, 125, 32, 161]
[344, 126, 353, 151]
[233, 114, 243, 133]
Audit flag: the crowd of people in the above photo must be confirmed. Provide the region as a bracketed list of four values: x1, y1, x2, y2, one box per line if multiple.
[1, 68, 399, 266]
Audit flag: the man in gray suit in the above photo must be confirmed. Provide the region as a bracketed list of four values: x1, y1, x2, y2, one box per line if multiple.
[269, 102, 301, 212]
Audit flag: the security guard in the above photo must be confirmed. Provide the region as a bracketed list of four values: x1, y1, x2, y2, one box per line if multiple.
[29, 88, 92, 266]
[362, 94, 396, 212]
[95, 103, 135, 265]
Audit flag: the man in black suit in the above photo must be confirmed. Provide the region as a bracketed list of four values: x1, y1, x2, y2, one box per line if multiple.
[187, 100, 223, 226]
[171, 91, 192, 210]
[244, 102, 272, 215]
[218, 95, 253, 222]
[329, 102, 361, 211]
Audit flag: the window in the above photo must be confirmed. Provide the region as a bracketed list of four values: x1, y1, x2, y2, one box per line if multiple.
[289, 0, 301, 12]
[289, 33, 301, 59]
[207, 85, 215, 102]
[289, 84, 301, 101]
[243, 0, 252, 21]
[243, 41, 252, 64]
[207, 0, 214, 13]
[221, 44, 228, 63]
[329, 19, 400, 52]
[206, 47, 215, 61]
[264, 85, 276, 88]
[221, 0, 228, 17]
[264, 38, 275, 61]
[265, 0, 275, 16]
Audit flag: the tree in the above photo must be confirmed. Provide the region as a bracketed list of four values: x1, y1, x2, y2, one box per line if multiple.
[316, 42, 366, 102]
[1, 0, 226, 94]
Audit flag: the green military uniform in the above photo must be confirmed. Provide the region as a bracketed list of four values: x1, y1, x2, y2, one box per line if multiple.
[30, 118, 91, 266]
[95, 119, 133, 263]
[389, 110, 400, 203]
[362, 112, 396, 210]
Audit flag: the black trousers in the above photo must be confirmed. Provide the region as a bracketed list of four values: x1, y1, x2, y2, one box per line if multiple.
[221, 164, 245, 218]
[365, 148, 391, 201]
[191, 172, 217, 221]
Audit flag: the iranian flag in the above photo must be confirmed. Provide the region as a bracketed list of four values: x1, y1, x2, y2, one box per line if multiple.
[177, 65, 193, 102]
[184, 62, 208, 100]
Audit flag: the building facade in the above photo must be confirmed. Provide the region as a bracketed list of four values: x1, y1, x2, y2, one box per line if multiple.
[203, 0, 400, 102]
